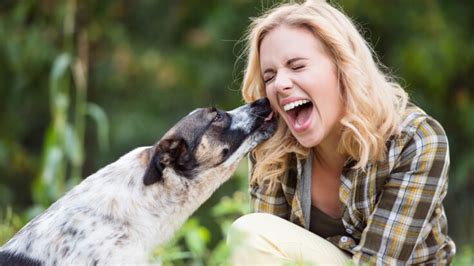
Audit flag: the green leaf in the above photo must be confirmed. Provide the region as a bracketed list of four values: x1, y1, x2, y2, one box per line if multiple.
[49, 53, 72, 117]
[86, 102, 109, 152]
[64, 123, 83, 166]
[185, 228, 209, 256]
[33, 141, 65, 207]
[207, 241, 232, 266]
[42, 145, 63, 184]
[50, 53, 72, 84]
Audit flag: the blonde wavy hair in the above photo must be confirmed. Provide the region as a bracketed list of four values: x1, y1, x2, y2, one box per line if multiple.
[242, 0, 408, 184]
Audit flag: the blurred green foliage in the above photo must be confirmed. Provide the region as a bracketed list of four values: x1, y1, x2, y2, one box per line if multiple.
[0, 0, 473, 264]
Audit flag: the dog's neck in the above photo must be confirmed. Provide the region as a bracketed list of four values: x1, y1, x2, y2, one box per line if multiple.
[137, 164, 238, 250]
[81, 147, 238, 252]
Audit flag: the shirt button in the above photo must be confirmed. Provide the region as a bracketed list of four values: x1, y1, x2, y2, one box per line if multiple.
[346, 228, 353, 234]
[341, 236, 349, 242]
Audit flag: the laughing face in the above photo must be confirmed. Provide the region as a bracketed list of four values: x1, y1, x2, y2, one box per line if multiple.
[259, 25, 345, 148]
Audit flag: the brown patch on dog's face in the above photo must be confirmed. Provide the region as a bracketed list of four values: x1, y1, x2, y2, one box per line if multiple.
[194, 135, 230, 168]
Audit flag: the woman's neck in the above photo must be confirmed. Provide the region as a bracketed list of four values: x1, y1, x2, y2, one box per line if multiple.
[310, 135, 346, 219]
[312, 127, 346, 173]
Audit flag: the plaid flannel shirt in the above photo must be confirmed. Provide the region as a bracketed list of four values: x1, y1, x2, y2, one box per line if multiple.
[249, 104, 456, 265]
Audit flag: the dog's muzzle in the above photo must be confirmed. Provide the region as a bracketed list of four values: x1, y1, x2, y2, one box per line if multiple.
[228, 97, 277, 140]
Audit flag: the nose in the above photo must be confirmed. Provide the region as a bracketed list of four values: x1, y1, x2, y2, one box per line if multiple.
[249, 97, 270, 109]
[273, 71, 292, 94]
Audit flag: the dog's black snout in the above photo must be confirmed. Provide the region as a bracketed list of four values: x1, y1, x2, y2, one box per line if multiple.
[250, 97, 273, 118]
[250, 97, 270, 108]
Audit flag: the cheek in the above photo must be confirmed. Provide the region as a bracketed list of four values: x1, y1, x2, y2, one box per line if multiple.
[325, 84, 344, 112]
[314, 89, 345, 127]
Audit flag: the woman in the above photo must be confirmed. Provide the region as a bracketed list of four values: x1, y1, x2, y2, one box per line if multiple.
[227, 0, 455, 265]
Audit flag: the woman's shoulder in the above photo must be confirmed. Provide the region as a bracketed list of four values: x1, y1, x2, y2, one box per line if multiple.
[385, 102, 449, 168]
[397, 102, 447, 141]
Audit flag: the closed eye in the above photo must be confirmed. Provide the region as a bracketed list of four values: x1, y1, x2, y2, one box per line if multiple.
[263, 71, 276, 84]
[264, 76, 275, 84]
[291, 65, 305, 70]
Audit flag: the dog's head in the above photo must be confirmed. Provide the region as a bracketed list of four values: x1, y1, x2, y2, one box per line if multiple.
[143, 98, 277, 185]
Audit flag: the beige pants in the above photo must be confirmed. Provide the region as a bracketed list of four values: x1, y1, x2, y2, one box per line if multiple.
[227, 213, 351, 265]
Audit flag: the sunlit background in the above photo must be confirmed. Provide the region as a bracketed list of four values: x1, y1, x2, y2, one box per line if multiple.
[0, 0, 473, 264]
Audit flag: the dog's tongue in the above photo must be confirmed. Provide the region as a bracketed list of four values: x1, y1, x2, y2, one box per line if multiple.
[264, 111, 274, 121]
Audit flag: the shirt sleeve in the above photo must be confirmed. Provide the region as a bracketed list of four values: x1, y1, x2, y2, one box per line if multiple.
[248, 153, 290, 218]
[353, 117, 450, 265]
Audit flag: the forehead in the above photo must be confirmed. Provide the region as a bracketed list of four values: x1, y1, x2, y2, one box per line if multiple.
[259, 25, 327, 67]
[164, 108, 210, 138]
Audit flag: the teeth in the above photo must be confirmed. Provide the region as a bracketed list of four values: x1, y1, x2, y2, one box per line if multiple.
[283, 99, 311, 111]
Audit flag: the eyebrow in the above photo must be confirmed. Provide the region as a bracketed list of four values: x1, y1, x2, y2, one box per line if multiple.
[262, 57, 308, 75]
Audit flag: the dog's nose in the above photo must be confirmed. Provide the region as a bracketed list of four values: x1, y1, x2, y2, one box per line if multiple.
[250, 97, 270, 108]
[249, 97, 273, 119]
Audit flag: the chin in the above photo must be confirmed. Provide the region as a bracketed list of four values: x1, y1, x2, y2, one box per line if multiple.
[297, 140, 318, 149]
[293, 133, 320, 149]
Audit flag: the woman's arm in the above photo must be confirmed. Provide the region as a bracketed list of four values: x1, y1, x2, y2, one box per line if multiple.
[353, 117, 450, 264]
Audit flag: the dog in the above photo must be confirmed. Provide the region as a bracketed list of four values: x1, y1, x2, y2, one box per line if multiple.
[0, 98, 276, 265]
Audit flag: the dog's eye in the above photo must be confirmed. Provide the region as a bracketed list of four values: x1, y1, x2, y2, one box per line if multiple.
[213, 113, 222, 122]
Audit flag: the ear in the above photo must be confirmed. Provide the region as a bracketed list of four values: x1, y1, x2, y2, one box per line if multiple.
[143, 138, 189, 186]
[143, 149, 164, 186]
[158, 138, 190, 166]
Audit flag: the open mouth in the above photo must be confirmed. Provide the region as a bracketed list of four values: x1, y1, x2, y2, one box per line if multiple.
[264, 111, 274, 122]
[258, 111, 276, 131]
[284, 99, 314, 131]
[253, 107, 277, 138]
[233, 97, 277, 141]
[252, 107, 275, 133]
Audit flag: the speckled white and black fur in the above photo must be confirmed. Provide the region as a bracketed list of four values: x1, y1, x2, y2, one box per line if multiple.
[0, 98, 276, 265]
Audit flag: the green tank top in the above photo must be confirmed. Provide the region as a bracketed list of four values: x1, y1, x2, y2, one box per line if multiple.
[309, 205, 347, 238]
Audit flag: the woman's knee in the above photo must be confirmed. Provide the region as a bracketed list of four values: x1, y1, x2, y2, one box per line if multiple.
[229, 212, 278, 235]
[227, 212, 287, 250]
[227, 213, 351, 265]
[227, 213, 292, 264]
[228, 213, 270, 246]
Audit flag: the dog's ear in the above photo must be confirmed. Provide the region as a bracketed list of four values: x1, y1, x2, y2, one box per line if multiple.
[143, 148, 165, 186]
[143, 138, 189, 186]
[158, 138, 189, 166]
